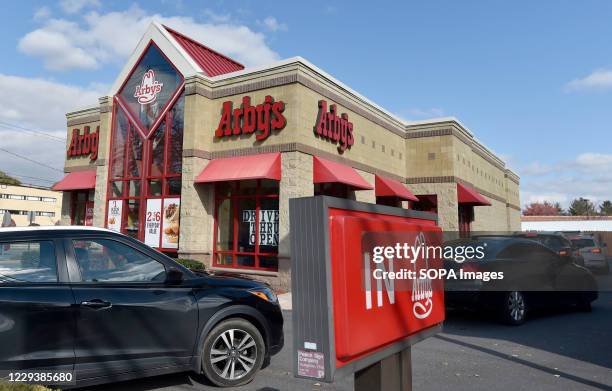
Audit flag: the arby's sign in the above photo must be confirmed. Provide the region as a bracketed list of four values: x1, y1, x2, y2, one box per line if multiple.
[314, 100, 355, 154]
[215, 95, 286, 141]
[67, 126, 99, 161]
[134, 69, 164, 105]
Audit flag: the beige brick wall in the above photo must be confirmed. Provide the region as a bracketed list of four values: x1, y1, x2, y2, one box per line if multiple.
[471, 198, 509, 231]
[178, 157, 215, 262]
[408, 182, 458, 231]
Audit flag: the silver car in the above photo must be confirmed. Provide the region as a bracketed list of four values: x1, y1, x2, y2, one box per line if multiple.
[567, 234, 609, 274]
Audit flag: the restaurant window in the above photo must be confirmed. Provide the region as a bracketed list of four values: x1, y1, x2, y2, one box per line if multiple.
[458, 205, 474, 238]
[213, 180, 279, 271]
[71, 190, 94, 226]
[314, 183, 350, 198]
[107, 94, 184, 250]
[413, 194, 438, 214]
[376, 196, 404, 208]
[107, 39, 185, 251]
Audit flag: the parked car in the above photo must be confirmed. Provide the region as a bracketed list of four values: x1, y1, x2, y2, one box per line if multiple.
[514, 232, 585, 267]
[444, 236, 598, 325]
[564, 233, 609, 274]
[0, 227, 283, 388]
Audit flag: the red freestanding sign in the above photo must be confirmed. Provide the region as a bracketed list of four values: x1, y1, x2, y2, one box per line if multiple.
[290, 197, 444, 383]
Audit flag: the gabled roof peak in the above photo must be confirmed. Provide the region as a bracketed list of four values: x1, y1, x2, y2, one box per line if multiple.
[163, 25, 244, 77]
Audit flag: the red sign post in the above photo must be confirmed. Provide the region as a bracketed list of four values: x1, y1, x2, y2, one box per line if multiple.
[290, 196, 444, 390]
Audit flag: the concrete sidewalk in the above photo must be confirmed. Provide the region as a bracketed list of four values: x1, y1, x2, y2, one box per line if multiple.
[278, 292, 292, 310]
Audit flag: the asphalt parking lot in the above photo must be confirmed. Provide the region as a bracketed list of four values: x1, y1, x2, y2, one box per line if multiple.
[93, 262, 612, 391]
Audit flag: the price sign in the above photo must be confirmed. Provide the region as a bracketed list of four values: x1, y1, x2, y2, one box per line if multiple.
[144, 199, 162, 247]
[106, 200, 123, 232]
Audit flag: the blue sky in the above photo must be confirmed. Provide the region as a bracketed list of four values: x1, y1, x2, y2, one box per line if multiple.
[1, 0, 611, 209]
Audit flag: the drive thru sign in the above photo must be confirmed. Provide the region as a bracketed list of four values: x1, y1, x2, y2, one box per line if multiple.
[290, 196, 445, 386]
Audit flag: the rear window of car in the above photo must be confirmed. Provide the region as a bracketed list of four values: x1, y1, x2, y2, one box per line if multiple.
[571, 239, 596, 248]
[0, 241, 57, 283]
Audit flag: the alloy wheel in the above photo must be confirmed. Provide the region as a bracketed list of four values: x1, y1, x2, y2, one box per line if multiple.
[209, 328, 258, 381]
[508, 291, 526, 322]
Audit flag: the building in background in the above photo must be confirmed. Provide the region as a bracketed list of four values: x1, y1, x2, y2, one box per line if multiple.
[522, 215, 612, 232]
[54, 22, 520, 289]
[0, 184, 62, 226]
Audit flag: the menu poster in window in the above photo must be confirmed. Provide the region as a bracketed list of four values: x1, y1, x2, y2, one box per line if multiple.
[85, 201, 94, 226]
[107, 200, 123, 232]
[162, 198, 180, 248]
[144, 199, 162, 247]
[243, 210, 279, 246]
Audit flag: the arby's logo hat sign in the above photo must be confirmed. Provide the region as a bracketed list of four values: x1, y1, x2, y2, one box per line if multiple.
[134, 69, 164, 105]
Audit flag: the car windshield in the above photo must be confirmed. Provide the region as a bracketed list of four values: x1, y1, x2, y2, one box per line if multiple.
[571, 239, 596, 248]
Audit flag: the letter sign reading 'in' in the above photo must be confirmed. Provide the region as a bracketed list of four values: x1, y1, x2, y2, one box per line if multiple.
[215, 96, 286, 141]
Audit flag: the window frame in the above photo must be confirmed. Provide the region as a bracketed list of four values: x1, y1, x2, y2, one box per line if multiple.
[0, 238, 66, 285]
[212, 180, 280, 272]
[67, 236, 168, 285]
[105, 93, 184, 252]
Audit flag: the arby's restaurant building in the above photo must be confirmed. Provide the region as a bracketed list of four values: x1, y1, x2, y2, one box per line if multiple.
[54, 22, 520, 289]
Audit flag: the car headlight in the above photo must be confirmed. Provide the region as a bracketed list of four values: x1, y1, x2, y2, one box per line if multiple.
[249, 287, 278, 303]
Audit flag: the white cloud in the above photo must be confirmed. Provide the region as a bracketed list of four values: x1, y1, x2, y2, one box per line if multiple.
[0, 73, 104, 130]
[519, 153, 612, 208]
[565, 69, 612, 92]
[203, 9, 231, 23]
[258, 17, 287, 32]
[521, 191, 569, 206]
[0, 74, 107, 185]
[19, 5, 280, 71]
[33, 7, 51, 21]
[574, 152, 612, 168]
[59, 0, 100, 14]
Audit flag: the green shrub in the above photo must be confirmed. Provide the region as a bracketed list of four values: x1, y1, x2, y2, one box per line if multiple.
[0, 383, 55, 391]
[175, 258, 206, 272]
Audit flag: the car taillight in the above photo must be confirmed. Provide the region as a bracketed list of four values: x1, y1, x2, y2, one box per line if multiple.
[592, 248, 602, 254]
[559, 250, 569, 256]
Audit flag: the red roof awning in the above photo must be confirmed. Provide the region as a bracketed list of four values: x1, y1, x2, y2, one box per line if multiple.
[52, 170, 96, 191]
[457, 183, 491, 206]
[313, 156, 373, 190]
[375, 175, 419, 201]
[195, 152, 281, 183]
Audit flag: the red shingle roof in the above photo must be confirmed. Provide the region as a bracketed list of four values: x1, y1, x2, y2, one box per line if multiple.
[164, 25, 244, 77]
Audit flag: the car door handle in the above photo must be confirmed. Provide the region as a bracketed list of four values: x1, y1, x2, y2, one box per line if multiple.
[80, 299, 112, 309]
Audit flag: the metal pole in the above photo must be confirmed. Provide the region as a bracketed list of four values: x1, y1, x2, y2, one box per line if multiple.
[354, 347, 412, 391]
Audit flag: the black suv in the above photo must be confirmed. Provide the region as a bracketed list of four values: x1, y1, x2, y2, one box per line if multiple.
[0, 227, 283, 388]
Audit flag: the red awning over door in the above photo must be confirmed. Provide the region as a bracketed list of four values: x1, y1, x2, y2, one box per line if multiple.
[52, 170, 97, 191]
[195, 152, 281, 183]
[457, 183, 491, 206]
[375, 175, 419, 201]
[312, 156, 373, 190]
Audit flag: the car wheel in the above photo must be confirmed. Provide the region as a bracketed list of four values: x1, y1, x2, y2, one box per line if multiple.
[500, 291, 527, 325]
[576, 293, 593, 312]
[201, 318, 265, 387]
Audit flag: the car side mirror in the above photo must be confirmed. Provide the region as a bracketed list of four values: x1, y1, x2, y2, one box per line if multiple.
[165, 268, 184, 285]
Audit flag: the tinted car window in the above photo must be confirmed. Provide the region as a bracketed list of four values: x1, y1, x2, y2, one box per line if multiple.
[0, 241, 57, 283]
[571, 239, 596, 248]
[73, 239, 166, 282]
[498, 242, 552, 261]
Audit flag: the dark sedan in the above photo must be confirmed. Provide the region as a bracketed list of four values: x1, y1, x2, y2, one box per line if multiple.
[444, 236, 598, 325]
[0, 227, 283, 388]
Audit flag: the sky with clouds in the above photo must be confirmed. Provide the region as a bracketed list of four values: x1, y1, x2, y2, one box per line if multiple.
[0, 0, 611, 209]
